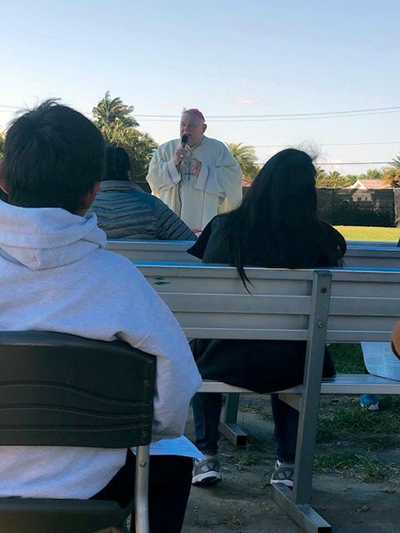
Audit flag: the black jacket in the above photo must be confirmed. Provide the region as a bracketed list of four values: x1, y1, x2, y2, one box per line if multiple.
[187, 214, 346, 393]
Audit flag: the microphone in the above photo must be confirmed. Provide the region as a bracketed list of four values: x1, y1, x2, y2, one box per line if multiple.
[181, 134, 188, 148]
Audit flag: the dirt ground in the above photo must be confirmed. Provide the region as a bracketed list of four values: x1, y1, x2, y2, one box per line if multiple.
[183, 394, 400, 533]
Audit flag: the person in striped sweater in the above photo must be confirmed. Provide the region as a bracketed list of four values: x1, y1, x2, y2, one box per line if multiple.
[91, 146, 196, 241]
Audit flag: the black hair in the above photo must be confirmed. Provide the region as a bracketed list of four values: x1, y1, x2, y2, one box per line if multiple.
[222, 148, 336, 286]
[3, 99, 105, 214]
[104, 145, 130, 181]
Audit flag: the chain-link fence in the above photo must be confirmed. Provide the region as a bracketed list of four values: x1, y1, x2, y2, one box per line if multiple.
[317, 188, 399, 227]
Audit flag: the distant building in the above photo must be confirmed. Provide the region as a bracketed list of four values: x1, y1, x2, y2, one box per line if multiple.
[348, 180, 390, 204]
[349, 179, 390, 191]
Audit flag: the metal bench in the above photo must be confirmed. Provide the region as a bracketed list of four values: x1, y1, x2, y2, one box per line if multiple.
[347, 240, 398, 247]
[344, 245, 400, 268]
[106, 239, 400, 268]
[135, 262, 400, 533]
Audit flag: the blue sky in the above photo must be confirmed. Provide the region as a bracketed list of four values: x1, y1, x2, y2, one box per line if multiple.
[1, 0, 399, 175]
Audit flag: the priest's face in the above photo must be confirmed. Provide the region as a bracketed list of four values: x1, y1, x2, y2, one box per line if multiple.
[180, 112, 207, 147]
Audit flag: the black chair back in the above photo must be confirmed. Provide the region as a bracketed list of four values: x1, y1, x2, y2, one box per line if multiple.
[0, 331, 157, 533]
[0, 330, 155, 448]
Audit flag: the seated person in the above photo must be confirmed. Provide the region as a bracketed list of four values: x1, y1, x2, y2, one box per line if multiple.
[188, 149, 346, 487]
[360, 239, 400, 411]
[0, 100, 201, 533]
[91, 145, 195, 241]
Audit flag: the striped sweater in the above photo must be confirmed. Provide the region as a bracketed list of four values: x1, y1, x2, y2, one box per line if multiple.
[91, 180, 196, 241]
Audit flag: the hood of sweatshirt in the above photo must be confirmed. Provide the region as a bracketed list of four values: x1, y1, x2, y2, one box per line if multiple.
[0, 200, 107, 270]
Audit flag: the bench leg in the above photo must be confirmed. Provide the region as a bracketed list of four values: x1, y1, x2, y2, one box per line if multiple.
[272, 485, 332, 533]
[134, 445, 150, 533]
[218, 393, 248, 447]
[273, 271, 332, 532]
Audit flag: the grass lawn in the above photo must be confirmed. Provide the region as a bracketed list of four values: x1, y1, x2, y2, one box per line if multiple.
[314, 344, 400, 482]
[238, 344, 400, 485]
[334, 225, 399, 242]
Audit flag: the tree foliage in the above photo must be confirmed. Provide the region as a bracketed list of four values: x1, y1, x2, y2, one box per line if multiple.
[226, 142, 259, 180]
[93, 92, 157, 182]
[93, 91, 139, 130]
[0, 131, 5, 160]
[359, 168, 382, 180]
[315, 165, 327, 180]
[382, 155, 400, 187]
[316, 168, 357, 188]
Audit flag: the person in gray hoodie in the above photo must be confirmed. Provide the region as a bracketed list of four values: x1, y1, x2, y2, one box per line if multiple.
[0, 100, 201, 533]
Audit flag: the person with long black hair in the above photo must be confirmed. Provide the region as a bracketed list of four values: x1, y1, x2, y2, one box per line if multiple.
[188, 148, 346, 487]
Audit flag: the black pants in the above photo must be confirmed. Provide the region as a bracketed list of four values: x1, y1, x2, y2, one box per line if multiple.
[191, 339, 335, 462]
[92, 451, 193, 533]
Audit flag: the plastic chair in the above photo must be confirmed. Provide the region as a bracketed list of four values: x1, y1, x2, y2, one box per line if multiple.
[0, 330, 156, 533]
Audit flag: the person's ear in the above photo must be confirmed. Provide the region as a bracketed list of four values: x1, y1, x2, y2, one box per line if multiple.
[81, 182, 100, 211]
[0, 162, 8, 193]
[202, 123, 207, 134]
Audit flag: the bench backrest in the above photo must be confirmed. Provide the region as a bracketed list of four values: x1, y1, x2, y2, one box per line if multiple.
[135, 263, 400, 344]
[348, 240, 398, 247]
[136, 263, 325, 340]
[344, 246, 400, 268]
[328, 268, 400, 342]
[106, 239, 400, 269]
[106, 240, 200, 263]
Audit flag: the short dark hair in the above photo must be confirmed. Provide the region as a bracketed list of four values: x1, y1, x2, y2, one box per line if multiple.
[3, 100, 105, 213]
[104, 145, 130, 181]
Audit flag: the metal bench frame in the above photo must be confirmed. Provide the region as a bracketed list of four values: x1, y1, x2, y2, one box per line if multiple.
[106, 239, 400, 269]
[135, 263, 400, 533]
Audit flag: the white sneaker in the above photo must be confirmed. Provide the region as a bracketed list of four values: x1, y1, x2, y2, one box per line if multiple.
[270, 460, 294, 488]
[192, 455, 222, 486]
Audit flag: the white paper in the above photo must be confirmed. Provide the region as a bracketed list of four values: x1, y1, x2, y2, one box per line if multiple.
[131, 435, 204, 459]
[362, 342, 400, 381]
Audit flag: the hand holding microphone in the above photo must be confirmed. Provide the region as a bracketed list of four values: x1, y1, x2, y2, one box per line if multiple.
[173, 134, 189, 167]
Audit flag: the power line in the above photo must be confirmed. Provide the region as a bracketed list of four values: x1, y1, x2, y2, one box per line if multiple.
[134, 106, 400, 122]
[135, 105, 400, 119]
[136, 111, 400, 123]
[1, 104, 400, 122]
[258, 161, 391, 166]
[319, 161, 390, 166]
[254, 141, 400, 148]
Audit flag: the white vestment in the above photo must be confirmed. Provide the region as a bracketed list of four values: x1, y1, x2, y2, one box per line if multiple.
[146, 136, 243, 230]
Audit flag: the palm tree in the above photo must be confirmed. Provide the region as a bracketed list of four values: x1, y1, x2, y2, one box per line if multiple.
[327, 170, 343, 180]
[364, 168, 382, 180]
[110, 127, 158, 182]
[93, 91, 139, 130]
[389, 155, 400, 169]
[92, 93, 157, 182]
[315, 166, 327, 180]
[382, 154, 400, 187]
[226, 142, 259, 180]
[316, 168, 356, 188]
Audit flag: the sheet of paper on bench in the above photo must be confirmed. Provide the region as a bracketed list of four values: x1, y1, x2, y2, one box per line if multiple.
[131, 436, 204, 459]
[362, 342, 400, 381]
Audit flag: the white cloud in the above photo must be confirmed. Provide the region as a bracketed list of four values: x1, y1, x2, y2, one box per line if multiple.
[232, 96, 254, 105]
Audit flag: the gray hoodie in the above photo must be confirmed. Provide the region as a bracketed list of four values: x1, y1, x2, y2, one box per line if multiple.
[0, 200, 201, 499]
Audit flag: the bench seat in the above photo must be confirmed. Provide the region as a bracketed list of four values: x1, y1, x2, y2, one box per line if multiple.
[200, 373, 400, 395]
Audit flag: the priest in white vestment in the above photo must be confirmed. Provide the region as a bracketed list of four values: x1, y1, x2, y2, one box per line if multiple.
[146, 109, 243, 231]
